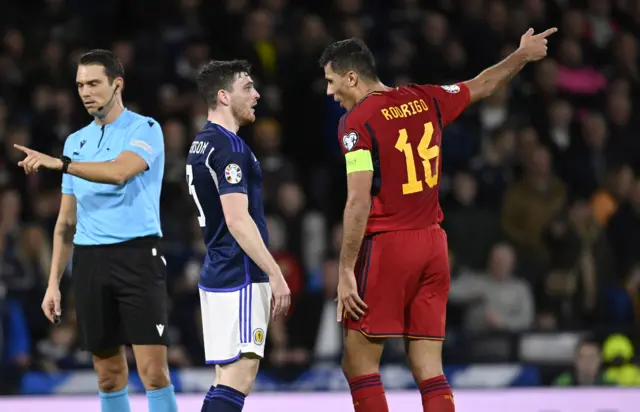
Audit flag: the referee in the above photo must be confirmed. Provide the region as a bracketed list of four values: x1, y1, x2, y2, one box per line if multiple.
[14, 50, 178, 412]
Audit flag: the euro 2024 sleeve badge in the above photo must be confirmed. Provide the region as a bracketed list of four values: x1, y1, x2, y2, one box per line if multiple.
[225, 163, 242, 184]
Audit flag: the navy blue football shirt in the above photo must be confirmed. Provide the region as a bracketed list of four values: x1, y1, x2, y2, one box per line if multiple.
[186, 121, 269, 291]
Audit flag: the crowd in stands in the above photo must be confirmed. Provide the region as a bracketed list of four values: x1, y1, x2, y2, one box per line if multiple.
[1, 0, 640, 393]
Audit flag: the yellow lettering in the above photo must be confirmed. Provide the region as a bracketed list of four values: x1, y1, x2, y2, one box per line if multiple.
[395, 122, 440, 195]
[381, 100, 429, 121]
[400, 104, 412, 117]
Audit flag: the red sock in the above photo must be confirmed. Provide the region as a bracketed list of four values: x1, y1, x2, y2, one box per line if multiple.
[419, 375, 455, 412]
[348, 373, 389, 412]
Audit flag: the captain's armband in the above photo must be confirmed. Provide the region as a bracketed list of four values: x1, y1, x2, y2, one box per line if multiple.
[345, 149, 373, 175]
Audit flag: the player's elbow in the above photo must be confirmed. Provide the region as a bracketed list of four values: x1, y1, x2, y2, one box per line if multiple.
[106, 164, 129, 185]
[112, 153, 148, 184]
[225, 213, 250, 235]
[345, 195, 371, 212]
[112, 175, 127, 186]
[345, 188, 371, 208]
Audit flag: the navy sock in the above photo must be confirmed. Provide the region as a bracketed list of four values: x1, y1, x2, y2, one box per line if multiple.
[202, 385, 216, 412]
[207, 384, 246, 411]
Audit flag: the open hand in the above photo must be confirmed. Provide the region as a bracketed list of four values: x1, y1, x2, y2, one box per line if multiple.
[336, 268, 368, 322]
[518, 27, 558, 62]
[42, 286, 62, 324]
[14, 144, 62, 174]
[269, 273, 291, 320]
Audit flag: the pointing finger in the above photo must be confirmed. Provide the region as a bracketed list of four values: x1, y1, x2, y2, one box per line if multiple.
[13, 144, 32, 154]
[536, 27, 558, 38]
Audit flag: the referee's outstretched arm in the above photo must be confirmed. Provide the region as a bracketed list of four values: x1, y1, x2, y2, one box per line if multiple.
[41, 193, 76, 323]
[14, 141, 153, 185]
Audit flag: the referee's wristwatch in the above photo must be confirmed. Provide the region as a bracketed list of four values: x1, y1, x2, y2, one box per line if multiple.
[59, 155, 72, 174]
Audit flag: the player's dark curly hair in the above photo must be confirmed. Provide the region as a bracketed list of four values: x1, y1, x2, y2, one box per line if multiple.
[196, 60, 252, 109]
[319, 38, 378, 81]
[78, 49, 125, 84]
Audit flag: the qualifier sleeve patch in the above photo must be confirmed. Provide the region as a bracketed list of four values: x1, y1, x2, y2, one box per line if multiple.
[345, 149, 373, 174]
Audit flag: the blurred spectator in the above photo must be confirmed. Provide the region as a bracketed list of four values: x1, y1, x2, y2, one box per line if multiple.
[540, 200, 607, 328]
[449, 243, 534, 333]
[553, 339, 610, 386]
[589, 164, 634, 227]
[443, 171, 500, 270]
[0, 297, 31, 395]
[501, 146, 566, 264]
[607, 178, 640, 279]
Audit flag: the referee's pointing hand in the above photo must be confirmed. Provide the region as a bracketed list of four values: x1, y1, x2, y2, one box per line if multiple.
[14, 144, 63, 174]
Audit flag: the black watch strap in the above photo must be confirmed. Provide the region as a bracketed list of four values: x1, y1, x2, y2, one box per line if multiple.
[59, 155, 71, 174]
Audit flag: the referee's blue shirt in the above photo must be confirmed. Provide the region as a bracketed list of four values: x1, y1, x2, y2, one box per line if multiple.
[61, 109, 164, 246]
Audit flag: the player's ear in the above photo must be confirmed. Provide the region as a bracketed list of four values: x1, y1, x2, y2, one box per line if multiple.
[347, 71, 359, 87]
[218, 89, 230, 106]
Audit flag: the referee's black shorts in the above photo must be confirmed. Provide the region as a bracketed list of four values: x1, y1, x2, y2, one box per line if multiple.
[72, 235, 170, 353]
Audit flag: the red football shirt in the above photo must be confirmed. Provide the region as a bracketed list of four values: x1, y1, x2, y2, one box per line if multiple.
[338, 83, 471, 235]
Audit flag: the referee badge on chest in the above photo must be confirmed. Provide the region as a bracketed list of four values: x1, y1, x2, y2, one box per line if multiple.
[225, 163, 242, 184]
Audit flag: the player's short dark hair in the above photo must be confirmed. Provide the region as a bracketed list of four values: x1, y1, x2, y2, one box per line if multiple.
[78, 49, 125, 83]
[319, 38, 378, 81]
[196, 60, 252, 109]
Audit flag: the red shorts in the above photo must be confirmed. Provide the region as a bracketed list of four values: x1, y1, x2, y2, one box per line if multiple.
[345, 225, 450, 340]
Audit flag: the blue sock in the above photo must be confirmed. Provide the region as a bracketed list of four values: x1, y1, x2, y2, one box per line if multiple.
[147, 384, 178, 412]
[207, 384, 245, 411]
[202, 385, 215, 412]
[99, 386, 131, 412]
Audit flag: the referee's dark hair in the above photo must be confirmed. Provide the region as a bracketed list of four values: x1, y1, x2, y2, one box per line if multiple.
[319, 38, 379, 82]
[196, 60, 252, 109]
[78, 49, 125, 84]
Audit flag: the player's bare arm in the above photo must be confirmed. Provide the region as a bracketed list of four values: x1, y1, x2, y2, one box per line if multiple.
[14, 144, 148, 185]
[220, 192, 291, 318]
[337, 150, 372, 322]
[42, 193, 77, 323]
[464, 27, 557, 104]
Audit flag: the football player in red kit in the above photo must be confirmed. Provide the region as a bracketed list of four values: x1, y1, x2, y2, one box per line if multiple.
[320, 27, 557, 412]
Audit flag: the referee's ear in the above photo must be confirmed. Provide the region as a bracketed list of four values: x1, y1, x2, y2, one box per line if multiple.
[114, 78, 124, 92]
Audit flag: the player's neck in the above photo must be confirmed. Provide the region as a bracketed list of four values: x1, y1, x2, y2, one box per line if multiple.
[95, 101, 124, 126]
[207, 110, 240, 134]
[354, 81, 392, 103]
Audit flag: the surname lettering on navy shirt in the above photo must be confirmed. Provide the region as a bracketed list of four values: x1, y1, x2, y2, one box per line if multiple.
[189, 140, 209, 155]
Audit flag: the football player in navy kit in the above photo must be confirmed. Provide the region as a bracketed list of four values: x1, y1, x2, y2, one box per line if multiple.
[186, 60, 290, 412]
